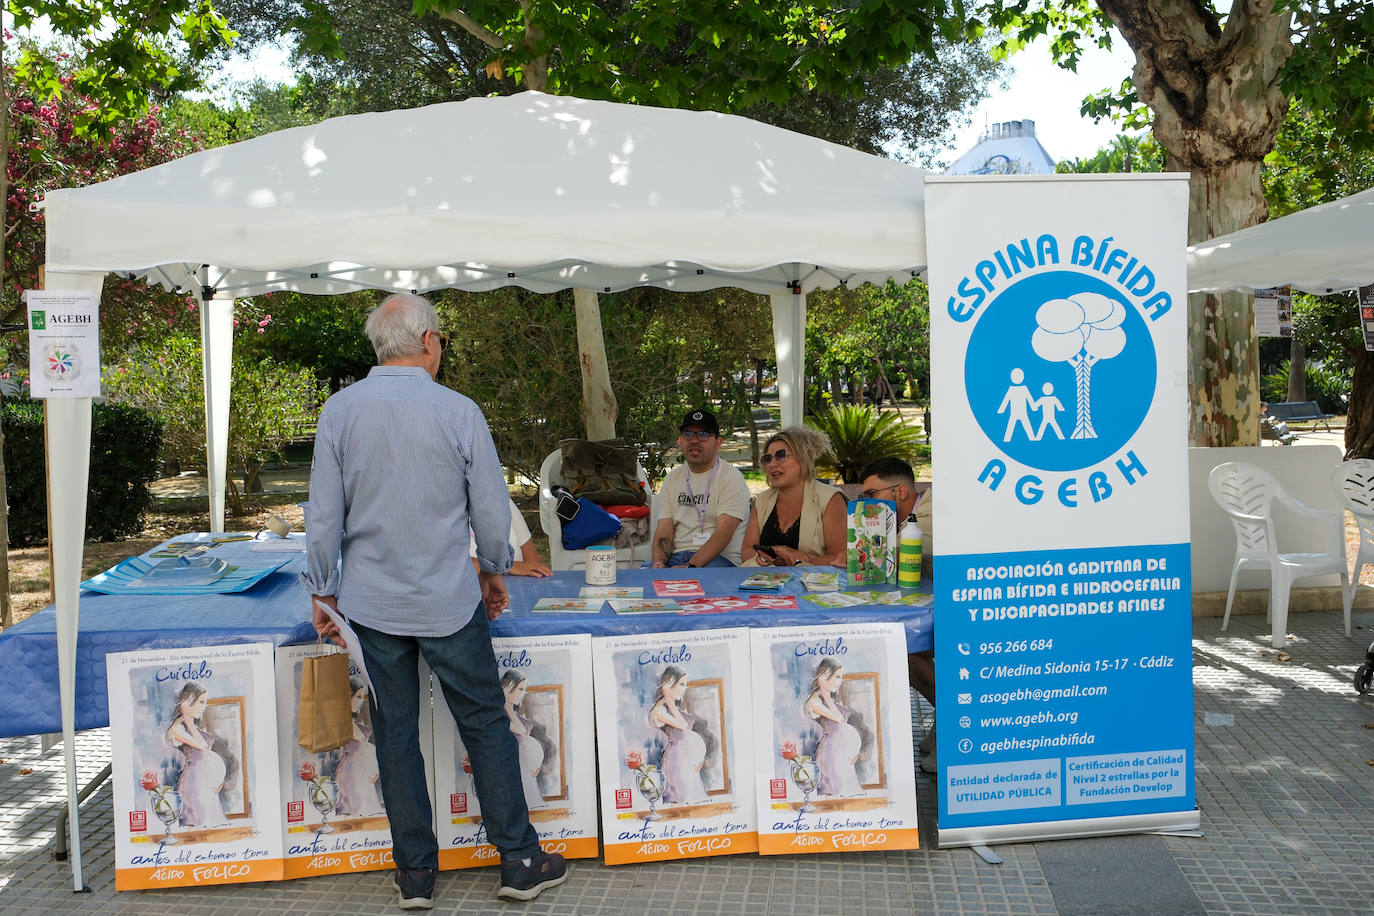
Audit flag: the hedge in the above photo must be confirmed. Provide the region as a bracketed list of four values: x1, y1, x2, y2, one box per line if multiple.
[3, 399, 164, 546]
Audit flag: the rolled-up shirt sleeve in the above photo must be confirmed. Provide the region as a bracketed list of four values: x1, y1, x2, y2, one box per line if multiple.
[301, 405, 345, 596]
[465, 410, 514, 574]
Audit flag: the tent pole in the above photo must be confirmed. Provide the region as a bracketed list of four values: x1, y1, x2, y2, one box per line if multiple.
[770, 289, 807, 428]
[198, 280, 233, 532]
[42, 269, 101, 892]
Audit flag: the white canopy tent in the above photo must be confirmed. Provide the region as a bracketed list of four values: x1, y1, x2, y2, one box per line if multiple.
[1187, 186, 1374, 295]
[40, 91, 932, 887]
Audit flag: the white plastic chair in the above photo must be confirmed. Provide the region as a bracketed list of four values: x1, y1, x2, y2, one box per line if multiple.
[538, 449, 659, 571]
[1330, 458, 1374, 633]
[1208, 461, 1351, 648]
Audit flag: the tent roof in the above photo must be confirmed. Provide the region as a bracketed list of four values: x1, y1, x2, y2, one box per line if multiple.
[43, 92, 930, 298]
[1186, 186, 1374, 294]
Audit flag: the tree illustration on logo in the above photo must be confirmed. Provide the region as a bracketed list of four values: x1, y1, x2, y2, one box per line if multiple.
[1031, 293, 1126, 439]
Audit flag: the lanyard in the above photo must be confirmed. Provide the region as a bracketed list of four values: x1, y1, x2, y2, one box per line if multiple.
[684, 458, 719, 529]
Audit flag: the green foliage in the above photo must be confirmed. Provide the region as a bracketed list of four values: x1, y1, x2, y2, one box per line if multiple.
[2, 399, 163, 545]
[1261, 359, 1350, 415]
[103, 332, 325, 514]
[807, 404, 924, 484]
[7, 0, 236, 139]
[231, 291, 375, 390]
[1055, 133, 1165, 174]
[1263, 100, 1374, 217]
[806, 279, 930, 407]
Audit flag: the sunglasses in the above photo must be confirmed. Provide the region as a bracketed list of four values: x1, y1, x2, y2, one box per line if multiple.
[680, 430, 716, 441]
[760, 448, 791, 466]
[861, 483, 901, 499]
[427, 329, 450, 353]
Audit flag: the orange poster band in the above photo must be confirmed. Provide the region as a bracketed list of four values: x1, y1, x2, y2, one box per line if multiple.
[439, 836, 599, 871]
[283, 848, 394, 880]
[603, 830, 758, 866]
[116, 858, 283, 890]
[758, 827, 919, 856]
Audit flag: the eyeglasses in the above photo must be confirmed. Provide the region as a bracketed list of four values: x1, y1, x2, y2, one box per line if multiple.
[426, 329, 450, 353]
[680, 430, 716, 441]
[760, 448, 791, 466]
[861, 483, 901, 499]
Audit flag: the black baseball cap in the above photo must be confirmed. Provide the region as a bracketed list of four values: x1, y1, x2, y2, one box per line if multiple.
[679, 408, 720, 436]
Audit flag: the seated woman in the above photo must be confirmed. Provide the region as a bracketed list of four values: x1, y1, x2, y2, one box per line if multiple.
[740, 426, 846, 567]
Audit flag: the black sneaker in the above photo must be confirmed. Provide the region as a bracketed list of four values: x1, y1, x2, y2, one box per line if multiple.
[395, 867, 435, 910]
[497, 850, 568, 901]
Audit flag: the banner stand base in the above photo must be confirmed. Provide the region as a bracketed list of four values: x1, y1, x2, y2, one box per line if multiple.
[938, 809, 1201, 849]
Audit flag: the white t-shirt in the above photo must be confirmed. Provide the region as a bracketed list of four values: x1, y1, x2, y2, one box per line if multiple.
[657, 459, 750, 564]
[469, 496, 532, 558]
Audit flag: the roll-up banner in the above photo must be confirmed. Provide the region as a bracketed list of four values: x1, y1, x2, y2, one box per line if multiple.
[926, 174, 1199, 846]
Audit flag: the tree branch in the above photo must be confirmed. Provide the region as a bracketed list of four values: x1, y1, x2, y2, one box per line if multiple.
[435, 8, 505, 50]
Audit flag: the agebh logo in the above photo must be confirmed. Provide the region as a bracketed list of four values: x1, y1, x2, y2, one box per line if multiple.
[948, 234, 1172, 508]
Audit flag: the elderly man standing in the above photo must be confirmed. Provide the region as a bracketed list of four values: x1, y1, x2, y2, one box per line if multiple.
[304, 293, 566, 909]
[650, 408, 751, 568]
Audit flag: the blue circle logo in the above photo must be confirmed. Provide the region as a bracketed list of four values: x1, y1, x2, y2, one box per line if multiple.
[963, 271, 1155, 473]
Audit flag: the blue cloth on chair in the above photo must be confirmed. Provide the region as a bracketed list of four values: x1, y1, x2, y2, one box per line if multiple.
[560, 498, 621, 550]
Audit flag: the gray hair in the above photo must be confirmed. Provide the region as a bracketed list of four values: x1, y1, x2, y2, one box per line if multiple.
[366, 293, 438, 363]
[766, 425, 833, 480]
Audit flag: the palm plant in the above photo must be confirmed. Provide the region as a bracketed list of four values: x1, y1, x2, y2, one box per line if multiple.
[809, 405, 924, 483]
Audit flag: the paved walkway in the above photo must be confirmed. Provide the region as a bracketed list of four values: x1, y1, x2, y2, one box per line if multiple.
[3, 608, 1372, 914]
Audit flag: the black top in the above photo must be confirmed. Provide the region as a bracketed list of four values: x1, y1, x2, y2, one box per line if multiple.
[760, 505, 801, 549]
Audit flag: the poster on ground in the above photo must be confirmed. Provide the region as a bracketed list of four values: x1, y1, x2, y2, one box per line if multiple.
[432, 635, 598, 868]
[926, 174, 1198, 846]
[107, 643, 283, 890]
[275, 644, 418, 879]
[592, 628, 757, 865]
[750, 623, 918, 855]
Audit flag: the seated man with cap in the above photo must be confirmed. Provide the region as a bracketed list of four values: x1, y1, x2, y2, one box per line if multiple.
[651, 408, 750, 568]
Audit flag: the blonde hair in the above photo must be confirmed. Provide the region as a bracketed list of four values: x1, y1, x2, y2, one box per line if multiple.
[766, 425, 832, 480]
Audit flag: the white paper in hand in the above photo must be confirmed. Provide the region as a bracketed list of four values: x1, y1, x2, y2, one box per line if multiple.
[312, 598, 375, 698]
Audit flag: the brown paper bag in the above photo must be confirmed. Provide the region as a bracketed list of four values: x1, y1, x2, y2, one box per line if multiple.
[298, 642, 353, 753]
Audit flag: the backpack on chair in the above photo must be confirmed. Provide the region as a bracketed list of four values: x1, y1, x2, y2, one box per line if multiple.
[558, 438, 647, 507]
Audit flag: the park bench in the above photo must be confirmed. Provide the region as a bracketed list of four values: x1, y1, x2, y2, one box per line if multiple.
[750, 407, 779, 430]
[1265, 400, 1337, 432]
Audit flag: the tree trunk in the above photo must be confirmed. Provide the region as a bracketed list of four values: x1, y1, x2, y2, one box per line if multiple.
[1287, 336, 1307, 403]
[1346, 347, 1374, 459]
[0, 31, 11, 629]
[439, 18, 622, 442]
[573, 287, 618, 439]
[1099, 0, 1293, 447]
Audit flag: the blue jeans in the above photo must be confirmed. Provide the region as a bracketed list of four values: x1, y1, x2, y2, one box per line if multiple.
[664, 550, 735, 567]
[352, 608, 540, 871]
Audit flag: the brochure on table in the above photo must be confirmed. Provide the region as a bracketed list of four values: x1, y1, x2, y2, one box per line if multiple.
[592, 628, 757, 864]
[927, 174, 1198, 846]
[432, 635, 598, 868]
[274, 645, 432, 879]
[107, 643, 283, 890]
[750, 623, 918, 855]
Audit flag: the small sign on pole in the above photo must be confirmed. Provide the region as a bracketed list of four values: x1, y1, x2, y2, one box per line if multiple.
[1360, 285, 1374, 352]
[1254, 286, 1292, 338]
[25, 289, 100, 398]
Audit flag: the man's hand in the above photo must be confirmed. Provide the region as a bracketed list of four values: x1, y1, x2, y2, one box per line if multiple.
[479, 570, 510, 619]
[311, 595, 343, 646]
[509, 560, 553, 577]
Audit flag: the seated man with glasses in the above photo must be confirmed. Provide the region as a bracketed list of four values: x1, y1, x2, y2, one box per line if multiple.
[858, 456, 937, 774]
[650, 408, 750, 568]
[739, 426, 846, 567]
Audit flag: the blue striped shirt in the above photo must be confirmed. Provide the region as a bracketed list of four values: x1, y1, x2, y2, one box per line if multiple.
[301, 366, 513, 636]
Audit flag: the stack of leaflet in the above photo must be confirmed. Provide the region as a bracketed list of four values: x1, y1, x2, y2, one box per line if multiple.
[81, 554, 291, 596]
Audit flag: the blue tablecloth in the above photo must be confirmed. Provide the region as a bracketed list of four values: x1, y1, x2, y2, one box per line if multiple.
[0, 539, 931, 738]
[493, 568, 931, 651]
